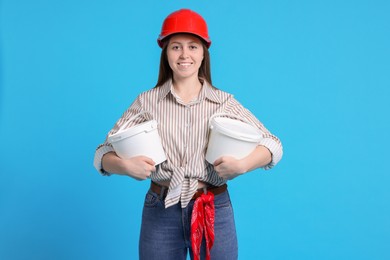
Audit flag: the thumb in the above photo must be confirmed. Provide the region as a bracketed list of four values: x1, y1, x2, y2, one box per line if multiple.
[142, 156, 156, 166]
[213, 157, 223, 166]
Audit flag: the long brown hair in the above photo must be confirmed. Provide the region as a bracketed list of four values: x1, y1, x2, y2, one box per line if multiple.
[154, 35, 212, 88]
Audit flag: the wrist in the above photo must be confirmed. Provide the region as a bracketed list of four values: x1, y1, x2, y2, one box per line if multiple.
[102, 152, 125, 174]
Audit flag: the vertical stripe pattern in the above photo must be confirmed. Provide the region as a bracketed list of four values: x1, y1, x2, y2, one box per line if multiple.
[94, 79, 283, 208]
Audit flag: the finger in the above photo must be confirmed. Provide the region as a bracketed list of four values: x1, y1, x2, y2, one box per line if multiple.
[217, 171, 228, 180]
[213, 157, 224, 166]
[214, 167, 225, 178]
[144, 157, 156, 166]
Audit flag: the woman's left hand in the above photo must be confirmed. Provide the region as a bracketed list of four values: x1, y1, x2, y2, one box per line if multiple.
[213, 156, 246, 180]
[213, 145, 273, 180]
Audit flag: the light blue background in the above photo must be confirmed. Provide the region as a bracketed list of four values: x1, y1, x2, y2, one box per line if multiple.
[1, 0, 389, 259]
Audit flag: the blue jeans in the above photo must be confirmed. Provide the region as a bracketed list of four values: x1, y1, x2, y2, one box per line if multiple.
[139, 187, 238, 260]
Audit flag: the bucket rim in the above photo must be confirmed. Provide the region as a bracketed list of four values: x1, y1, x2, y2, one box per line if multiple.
[211, 117, 262, 143]
[107, 120, 158, 143]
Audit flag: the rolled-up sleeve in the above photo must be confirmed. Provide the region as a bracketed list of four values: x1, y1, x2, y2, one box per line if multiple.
[93, 144, 115, 175]
[258, 136, 283, 170]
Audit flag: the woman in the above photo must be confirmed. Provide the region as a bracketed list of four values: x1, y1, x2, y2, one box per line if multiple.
[94, 9, 283, 260]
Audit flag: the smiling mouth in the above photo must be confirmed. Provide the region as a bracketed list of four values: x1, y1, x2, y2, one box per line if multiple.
[177, 62, 193, 68]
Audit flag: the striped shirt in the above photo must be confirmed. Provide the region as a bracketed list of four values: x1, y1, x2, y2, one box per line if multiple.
[94, 79, 283, 208]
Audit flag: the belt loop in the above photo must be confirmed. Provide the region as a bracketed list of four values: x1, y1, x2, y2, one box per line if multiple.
[203, 187, 207, 195]
[159, 186, 167, 199]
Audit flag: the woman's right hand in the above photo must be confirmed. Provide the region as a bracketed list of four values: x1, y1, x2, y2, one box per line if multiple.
[102, 152, 156, 180]
[122, 156, 156, 180]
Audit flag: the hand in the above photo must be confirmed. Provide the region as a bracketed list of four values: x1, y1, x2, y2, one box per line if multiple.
[212, 146, 273, 180]
[102, 153, 156, 181]
[213, 156, 246, 180]
[121, 156, 156, 181]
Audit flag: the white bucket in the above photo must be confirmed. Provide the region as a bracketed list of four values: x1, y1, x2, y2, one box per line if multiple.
[107, 112, 167, 165]
[205, 113, 263, 163]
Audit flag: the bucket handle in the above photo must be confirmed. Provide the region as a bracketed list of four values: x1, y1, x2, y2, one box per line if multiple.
[119, 110, 152, 131]
[208, 113, 263, 142]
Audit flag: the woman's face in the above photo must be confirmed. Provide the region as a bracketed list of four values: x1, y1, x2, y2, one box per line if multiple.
[166, 34, 204, 81]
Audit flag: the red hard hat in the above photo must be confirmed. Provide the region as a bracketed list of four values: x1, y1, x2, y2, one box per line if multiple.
[157, 9, 211, 48]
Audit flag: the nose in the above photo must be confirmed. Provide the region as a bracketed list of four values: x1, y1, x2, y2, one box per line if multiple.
[180, 48, 189, 59]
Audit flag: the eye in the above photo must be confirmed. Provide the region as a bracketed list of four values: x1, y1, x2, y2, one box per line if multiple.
[189, 45, 198, 50]
[171, 45, 181, 50]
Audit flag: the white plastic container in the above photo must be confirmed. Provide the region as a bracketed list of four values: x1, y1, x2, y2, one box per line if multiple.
[205, 113, 263, 163]
[107, 112, 167, 165]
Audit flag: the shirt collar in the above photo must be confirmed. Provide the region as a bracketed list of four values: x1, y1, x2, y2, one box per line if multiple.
[158, 78, 224, 104]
